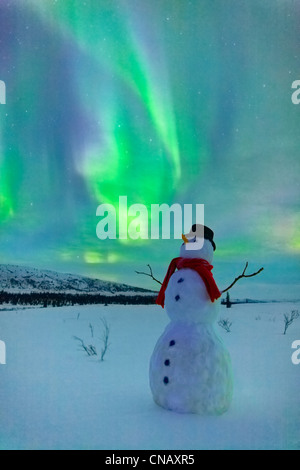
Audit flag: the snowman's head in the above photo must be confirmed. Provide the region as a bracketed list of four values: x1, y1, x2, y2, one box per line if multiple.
[180, 225, 216, 264]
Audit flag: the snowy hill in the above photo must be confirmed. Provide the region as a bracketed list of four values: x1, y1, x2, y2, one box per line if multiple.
[0, 264, 156, 296]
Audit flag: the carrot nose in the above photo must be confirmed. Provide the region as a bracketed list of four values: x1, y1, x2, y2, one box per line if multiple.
[182, 234, 189, 244]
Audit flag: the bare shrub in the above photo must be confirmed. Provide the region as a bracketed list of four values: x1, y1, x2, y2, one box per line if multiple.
[73, 316, 111, 361]
[218, 318, 232, 333]
[283, 310, 299, 335]
[99, 317, 111, 362]
[73, 336, 97, 357]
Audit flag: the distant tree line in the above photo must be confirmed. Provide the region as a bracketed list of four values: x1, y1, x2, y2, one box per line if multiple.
[0, 291, 157, 307]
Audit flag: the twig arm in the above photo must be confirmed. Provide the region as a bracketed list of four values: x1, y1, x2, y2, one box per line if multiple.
[222, 262, 264, 294]
[135, 264, 162, 286]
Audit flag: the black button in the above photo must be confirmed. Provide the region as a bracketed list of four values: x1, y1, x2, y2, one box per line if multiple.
[163, 377, 169, 385]
[169, 340, 176, 347]
[175, 295, 180, 301]
[178, 278, 184, 283]
[164, 359, 170, 366]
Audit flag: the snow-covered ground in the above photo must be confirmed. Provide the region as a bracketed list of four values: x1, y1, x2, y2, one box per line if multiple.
[0, 302, 299, 450]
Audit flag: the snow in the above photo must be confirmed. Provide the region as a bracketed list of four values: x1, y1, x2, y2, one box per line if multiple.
[0, 302, 299, 450]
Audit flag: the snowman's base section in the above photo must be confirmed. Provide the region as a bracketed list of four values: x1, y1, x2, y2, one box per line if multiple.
[149, 322, 233, 415]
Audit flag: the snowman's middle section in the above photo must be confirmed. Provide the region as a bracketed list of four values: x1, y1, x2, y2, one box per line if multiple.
[164, 268, 218, 324]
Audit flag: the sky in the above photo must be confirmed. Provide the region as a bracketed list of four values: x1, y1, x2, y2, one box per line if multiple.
[0, 0, 299, 300]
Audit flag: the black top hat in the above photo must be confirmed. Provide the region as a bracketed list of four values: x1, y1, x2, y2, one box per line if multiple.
[184, 224, 216, 251]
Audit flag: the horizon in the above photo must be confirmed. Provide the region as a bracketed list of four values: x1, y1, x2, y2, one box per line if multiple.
[0, 259, 299, 303]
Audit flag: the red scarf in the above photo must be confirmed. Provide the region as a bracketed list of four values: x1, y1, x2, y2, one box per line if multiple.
[156, 257, 221, 308]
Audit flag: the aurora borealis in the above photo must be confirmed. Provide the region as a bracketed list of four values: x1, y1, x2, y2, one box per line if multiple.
[0, 0, 300, 299]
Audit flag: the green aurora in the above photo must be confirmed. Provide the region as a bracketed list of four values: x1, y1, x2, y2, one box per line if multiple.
[0, 0, 300, 299]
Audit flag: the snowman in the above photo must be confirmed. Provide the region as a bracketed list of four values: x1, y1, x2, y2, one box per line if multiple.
[149, 225, 233, 415]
